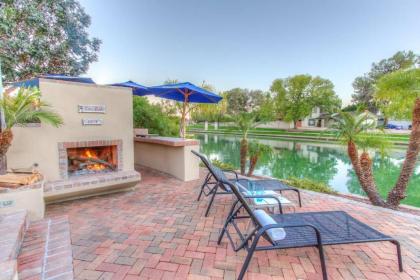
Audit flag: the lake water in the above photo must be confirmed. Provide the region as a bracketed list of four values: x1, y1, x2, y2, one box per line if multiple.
[194, 133, 420, 207]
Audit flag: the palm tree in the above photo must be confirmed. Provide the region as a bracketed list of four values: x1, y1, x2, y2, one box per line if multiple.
[333, 112, 389, 207]
[235, 112, 257, 175]
[376, 68, 420, 208]
[247, 141, 272, 176]
[0, 87, 63, 174]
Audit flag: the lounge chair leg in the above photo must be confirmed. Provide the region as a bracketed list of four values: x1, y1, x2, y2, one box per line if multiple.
[295, 190, 302, 207]
[217, 200, 240, 245]
[197, 173, 212, 201]
[391, 240, 403, 272]
[238, 235, 260, 280]
[314, 229, 328, 280]
[205, 183, 219, 217]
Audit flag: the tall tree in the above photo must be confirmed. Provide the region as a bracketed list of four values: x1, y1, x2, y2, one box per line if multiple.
[224, 88, 268, 115]
[271, 75, 340, 128]
[376, 68, 420, 208]
[0, 0, 101, 82]
[333, 112, 389, 207]
[335, 68, 420, 209]
[352, 51, 419, 113]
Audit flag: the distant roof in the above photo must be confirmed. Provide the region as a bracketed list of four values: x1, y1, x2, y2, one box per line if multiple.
[10, 75, 95, 88]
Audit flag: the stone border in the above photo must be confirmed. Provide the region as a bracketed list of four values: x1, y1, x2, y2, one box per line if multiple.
[58, 139, 123, 179]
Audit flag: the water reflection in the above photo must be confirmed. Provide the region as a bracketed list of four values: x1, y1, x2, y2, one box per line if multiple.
[195, 133, 420, 207]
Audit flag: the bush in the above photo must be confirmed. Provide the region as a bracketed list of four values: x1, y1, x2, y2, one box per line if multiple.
[282, 177, 337, 194]
[199, 159, 235, 170]
[133, 96, 179, 136]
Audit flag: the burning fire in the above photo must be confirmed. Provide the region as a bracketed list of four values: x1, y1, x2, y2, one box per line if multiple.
[84, 149, 106, 171]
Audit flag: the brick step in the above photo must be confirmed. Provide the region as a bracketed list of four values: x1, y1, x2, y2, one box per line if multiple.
[0, 210, 28, 280]
[17, 216, 74, 280]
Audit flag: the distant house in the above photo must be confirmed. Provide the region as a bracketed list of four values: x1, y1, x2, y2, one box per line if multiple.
[301, 107, 333, 129]
[257, 107, 333, 130]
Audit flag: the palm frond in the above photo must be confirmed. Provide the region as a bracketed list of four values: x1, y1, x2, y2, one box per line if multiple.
[0, 87, 63, 129]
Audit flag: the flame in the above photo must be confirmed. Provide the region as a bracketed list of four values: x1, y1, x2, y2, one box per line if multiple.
[84, 148, 106, 171]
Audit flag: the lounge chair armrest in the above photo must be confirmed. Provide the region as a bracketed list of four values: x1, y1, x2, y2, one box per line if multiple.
[222, 169, 239, 180]
[257, 223, 323, 244]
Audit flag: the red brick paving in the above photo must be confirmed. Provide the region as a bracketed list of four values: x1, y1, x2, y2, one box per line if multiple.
[46, 167, 420, 280]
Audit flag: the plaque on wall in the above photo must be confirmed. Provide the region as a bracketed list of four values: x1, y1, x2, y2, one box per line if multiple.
[0, 200, 15, 208]
[78, 104, 106, 113]
[82, 119, 104, 126]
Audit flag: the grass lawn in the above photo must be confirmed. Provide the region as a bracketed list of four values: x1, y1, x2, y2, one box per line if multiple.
[188, 124, 410, 143]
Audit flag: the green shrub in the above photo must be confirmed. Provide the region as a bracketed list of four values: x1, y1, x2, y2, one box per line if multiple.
[199, 159, 235, 171]
[282, 177, 337, 194]
[133, 96, 179, 136]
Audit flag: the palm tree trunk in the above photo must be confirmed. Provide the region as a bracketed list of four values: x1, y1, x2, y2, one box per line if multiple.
[347, 141, 362, 180]
[240, 138, 248, 175]
[387, 98, 420, 208]
[247, 155, 258, 177]
[359, 152, 387, 207]
[0, 129, 13, 175]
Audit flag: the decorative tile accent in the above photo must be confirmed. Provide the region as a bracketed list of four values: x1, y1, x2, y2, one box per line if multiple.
[57, 139, 123, 179]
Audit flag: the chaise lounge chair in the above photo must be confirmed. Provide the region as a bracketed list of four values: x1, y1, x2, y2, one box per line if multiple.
[217, 179, 403, 280]
[192, 150, 301, 216]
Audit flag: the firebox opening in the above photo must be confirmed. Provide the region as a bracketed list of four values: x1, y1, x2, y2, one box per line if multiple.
[67, 145, 118, 176]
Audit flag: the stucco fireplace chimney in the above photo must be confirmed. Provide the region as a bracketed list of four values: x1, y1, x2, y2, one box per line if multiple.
[7, 78, 140, 202]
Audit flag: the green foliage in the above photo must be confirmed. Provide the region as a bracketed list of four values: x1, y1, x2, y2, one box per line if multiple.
[191, 92, 229, 122]
[341, 104, 358, 112]
[282, 177, 337, 194]
[0, 87, 63, 128]
[212, 159, 235, 170]
[352, 51, 419, 112]
[0, 0, 101, 82]
[132, 96, 179, 136]
[271, 75, 340, 127]
[332, 111, 390, 153]
[375, 69, 420, 120]
[248, 141, 272, 158]
[223, 88, 269, 115]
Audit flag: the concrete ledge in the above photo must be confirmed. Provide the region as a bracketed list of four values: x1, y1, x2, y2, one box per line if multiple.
[0, 183, 45, 221]
[134, 141, 199, 181]
[0, 210, 28, 280]
[44, 170, 140, 203]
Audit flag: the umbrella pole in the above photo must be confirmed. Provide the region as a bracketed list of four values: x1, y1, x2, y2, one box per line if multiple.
[180, 94, 188, 138]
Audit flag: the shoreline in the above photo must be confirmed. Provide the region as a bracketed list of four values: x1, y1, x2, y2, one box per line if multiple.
[189, 128, 409, 146]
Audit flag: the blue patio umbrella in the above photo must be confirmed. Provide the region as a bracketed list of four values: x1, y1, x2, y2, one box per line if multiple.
[148, 82, 222, 137]
[110, 80, 152, 96]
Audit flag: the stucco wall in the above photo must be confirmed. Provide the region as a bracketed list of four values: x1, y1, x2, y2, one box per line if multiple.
[7, 79, 135, 181]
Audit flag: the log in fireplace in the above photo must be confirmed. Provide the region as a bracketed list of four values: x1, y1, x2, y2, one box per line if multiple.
[67, 145, 118, 176]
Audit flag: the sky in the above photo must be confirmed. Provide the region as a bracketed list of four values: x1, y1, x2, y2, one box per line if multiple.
[79, 0, 420, 104]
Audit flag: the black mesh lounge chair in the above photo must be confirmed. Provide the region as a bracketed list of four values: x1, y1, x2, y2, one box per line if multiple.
[217, 179, 403, 280]
[192, 150, 301, 216]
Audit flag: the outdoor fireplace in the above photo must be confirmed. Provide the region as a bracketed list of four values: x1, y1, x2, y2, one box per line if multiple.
[67, 145, 118, 176]
[58, 139, 123, 179]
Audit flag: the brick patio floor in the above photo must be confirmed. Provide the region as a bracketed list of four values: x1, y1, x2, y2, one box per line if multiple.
[46, 167, 420, 280]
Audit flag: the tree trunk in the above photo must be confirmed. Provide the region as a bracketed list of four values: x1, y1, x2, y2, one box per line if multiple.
[387, 98, 420, 208]
[0, 129, 13, 175]
[240, 138, 248, 175]
[293, 120, 297, 129]
[247, 155, 258, 177]
[359, 151, 387, 207]
[347, 141, 363, 180]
